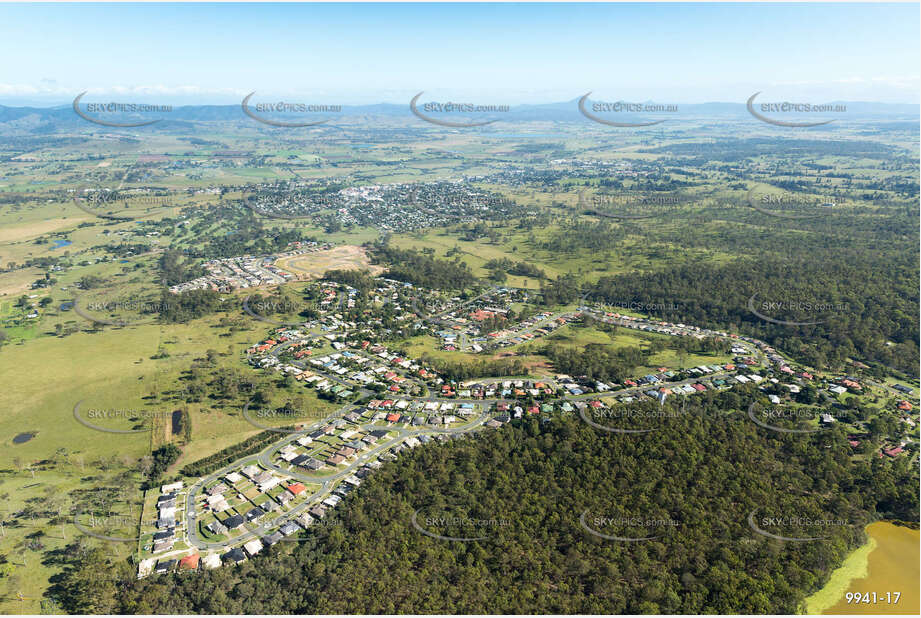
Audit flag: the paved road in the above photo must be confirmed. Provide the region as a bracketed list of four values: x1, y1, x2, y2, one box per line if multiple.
[490, 310, 574, 345]
[185, 402, 357, 551]
[183, 402, 493, 552]
[267, 339, 375, 398]
[410, 286, 499, 327]
[180, 303, 772, 554]
[865, 378, 916, 399]
[181, 354, 758, 553]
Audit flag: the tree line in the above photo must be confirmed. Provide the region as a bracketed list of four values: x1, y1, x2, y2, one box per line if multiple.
[53, 390, 918, 614]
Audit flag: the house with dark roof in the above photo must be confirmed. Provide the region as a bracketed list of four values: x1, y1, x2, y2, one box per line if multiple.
[223, 514, 245, 530]
[223, 547, 247, 565]
[245, 507, 266, 522]
[263, 531, 284, 546]
[153, 529, 174, 542]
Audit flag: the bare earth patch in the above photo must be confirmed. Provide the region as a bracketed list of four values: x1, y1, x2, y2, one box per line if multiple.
[275, 245, 384, 280]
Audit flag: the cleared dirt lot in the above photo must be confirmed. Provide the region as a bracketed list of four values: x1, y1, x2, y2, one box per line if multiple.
[274, 244, 385, 280]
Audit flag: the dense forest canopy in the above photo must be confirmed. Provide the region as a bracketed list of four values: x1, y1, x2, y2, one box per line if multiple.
[373, 243, 477, 290]
[589, 255, 918, 375]
[54, 392, 918, 614]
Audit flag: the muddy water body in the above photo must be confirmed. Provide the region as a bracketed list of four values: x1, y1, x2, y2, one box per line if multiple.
[806, 521, 919, 614]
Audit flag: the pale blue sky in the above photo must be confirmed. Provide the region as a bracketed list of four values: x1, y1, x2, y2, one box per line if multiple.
[1, 2, 917, 105]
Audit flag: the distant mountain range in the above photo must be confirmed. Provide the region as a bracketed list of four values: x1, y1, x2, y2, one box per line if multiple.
[0, 97, 916, 134]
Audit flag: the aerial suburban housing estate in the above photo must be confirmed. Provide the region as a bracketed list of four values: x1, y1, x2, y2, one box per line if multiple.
[0, 2, 918, 617]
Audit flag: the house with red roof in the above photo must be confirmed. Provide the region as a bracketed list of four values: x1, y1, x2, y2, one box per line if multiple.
[287, 483, 306, 496]
[179, 554, 201, 570]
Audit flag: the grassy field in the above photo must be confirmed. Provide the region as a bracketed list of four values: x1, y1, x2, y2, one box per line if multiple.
[0, 116, 916, 612]
[0, 304, 332, 610]
[395, 320, 733, 380]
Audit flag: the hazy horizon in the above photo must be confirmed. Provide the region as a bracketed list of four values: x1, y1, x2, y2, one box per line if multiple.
[1, 2, 918, 106]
